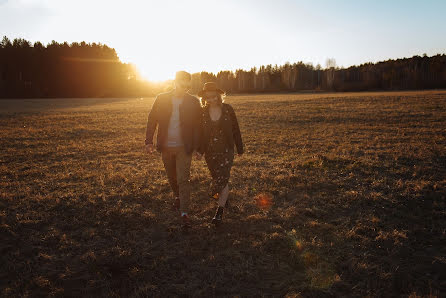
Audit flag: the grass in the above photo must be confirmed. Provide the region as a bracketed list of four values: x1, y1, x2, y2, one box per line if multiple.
[1, 90, 445, 296]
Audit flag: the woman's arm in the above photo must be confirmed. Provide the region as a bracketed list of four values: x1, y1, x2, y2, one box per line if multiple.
[192, 98, 205, 154]
[228, 105, 244, 154]
[197, 107, 207, 154]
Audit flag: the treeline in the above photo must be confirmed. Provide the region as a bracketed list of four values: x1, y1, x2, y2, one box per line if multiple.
[0, 37, 161, 98]
[189, 54, 446, 94]
[1, 36, 445, 98]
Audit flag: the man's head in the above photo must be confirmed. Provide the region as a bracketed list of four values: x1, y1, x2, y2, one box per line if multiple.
[174, 71, 191, 95]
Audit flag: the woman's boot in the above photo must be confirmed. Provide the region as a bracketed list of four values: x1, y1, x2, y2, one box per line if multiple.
[212, 206, 224, 225]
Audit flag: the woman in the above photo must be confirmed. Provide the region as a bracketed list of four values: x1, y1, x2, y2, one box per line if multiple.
[198, 82, 244, 225]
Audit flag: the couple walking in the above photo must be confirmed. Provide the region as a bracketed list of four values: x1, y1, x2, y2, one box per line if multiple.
[145, 71, 244, 228]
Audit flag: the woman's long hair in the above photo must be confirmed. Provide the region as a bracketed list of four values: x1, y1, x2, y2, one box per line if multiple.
[200, 93, 225, 107]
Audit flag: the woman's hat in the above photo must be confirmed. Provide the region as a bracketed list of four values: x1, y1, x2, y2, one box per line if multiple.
[198, 82, 225, 97]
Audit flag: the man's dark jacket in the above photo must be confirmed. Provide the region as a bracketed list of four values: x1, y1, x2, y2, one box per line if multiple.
[145, 90, 202, 154]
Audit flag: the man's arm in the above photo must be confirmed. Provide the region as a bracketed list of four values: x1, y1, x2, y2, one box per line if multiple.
[145, 96, 160, 145]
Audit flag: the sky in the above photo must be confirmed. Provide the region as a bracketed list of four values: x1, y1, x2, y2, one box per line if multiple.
[1, 0, 445, 81]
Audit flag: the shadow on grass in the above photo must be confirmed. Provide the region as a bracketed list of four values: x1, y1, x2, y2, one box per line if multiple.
[1, 184, 348, 297]
[1, 152, 445, 296]
[278, 154, 446, 296]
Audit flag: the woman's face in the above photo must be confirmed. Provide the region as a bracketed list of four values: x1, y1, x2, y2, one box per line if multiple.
[205, 91, 218, 104]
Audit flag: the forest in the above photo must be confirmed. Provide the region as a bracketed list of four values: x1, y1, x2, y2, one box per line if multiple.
[1, 37, 445, 98]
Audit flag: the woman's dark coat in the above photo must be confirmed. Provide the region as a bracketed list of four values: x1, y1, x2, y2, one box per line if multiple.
[199, 103, 243, 155]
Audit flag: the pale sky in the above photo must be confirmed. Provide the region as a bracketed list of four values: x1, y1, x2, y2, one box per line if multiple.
[1, 0, 445, 81]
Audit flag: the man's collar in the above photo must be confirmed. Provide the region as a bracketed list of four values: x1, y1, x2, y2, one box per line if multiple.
[171, 89, 190, 98]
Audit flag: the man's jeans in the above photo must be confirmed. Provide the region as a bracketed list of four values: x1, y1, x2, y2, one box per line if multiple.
[161, 147, 192, 213]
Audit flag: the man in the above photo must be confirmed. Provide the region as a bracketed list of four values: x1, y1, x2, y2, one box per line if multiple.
[145, 71, 202, 228]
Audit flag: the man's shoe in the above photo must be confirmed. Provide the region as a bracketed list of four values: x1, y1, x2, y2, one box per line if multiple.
[212, 207, 224, 225]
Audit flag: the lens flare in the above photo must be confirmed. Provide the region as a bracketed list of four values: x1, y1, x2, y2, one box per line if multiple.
[295, 240, 303, 251]
[254, 193, 273, 209]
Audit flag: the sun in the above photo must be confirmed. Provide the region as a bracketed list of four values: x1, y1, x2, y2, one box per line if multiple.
[135, 61, 174, 82]
[118, 47, 181, 82]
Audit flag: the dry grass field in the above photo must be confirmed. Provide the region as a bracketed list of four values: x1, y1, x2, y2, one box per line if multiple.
[1, 90, 445, 297]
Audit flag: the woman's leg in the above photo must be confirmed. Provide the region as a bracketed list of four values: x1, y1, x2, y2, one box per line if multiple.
[213, 184, 228, 224]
